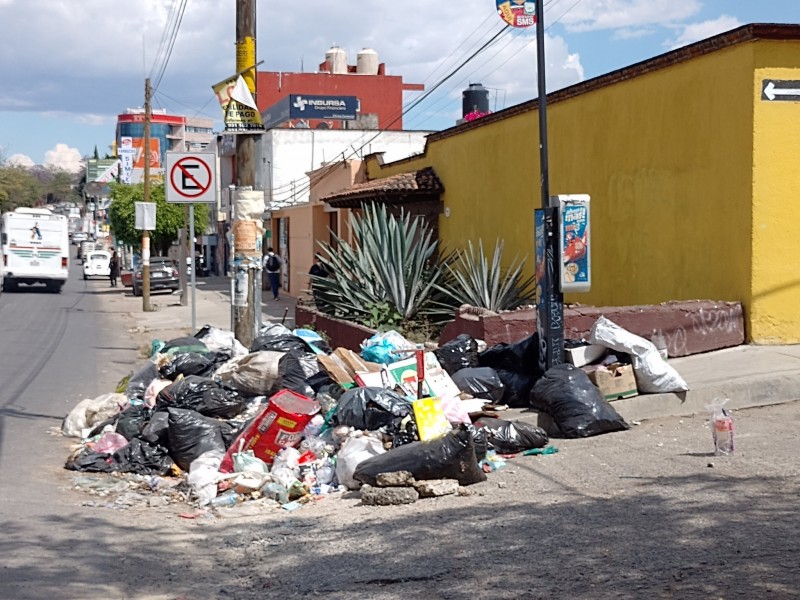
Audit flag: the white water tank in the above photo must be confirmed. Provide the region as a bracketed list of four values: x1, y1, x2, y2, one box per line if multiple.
[356, 48, 379, 75]
[325, 46, 347, 74]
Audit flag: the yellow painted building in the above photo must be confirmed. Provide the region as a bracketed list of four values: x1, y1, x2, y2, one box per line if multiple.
[357, 24, 800, 344]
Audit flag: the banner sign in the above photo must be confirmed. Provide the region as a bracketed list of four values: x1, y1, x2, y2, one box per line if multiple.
[496, 0, 536, 28]
[557, 194, 591, 293]
[262, 95, 359, 129]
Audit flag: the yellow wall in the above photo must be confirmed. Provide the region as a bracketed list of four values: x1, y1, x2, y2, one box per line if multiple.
[751, 47, 800, 342]
[369, 38, 800, 343]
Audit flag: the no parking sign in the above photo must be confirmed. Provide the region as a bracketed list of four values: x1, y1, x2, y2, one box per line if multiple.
[166, 152, 217, 204]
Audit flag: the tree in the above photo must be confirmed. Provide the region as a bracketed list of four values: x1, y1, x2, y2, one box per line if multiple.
[108, 181, 209, 255]
[0, 165, 41, 212]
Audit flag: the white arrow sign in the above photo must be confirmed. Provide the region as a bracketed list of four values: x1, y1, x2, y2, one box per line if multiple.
[763, 80, 800, 101]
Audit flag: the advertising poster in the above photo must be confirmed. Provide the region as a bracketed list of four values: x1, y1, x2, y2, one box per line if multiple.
[558, 195, 591, 293]
[119, 137, 136, 184]
[496, 0, 536, 28]
[534, 209, 546, 306]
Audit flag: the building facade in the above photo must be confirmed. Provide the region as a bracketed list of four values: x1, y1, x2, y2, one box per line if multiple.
[324, 24, 800, 345]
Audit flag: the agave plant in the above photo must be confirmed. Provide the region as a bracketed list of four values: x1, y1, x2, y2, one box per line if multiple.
[437, 239, 535, 312]
[310, 203, 454, 328]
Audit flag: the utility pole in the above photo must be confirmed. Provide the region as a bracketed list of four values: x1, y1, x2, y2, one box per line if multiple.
[142, 77, 153, 312]
[232, 0, 259, 347]
[534, 0, 563, 370]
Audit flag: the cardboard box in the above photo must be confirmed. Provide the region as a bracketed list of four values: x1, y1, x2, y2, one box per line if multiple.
[565, 343, 607, 367]
[587, 363, 638, 401]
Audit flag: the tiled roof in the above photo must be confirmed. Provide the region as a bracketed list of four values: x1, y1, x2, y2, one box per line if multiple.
[323, 167, 443, 207]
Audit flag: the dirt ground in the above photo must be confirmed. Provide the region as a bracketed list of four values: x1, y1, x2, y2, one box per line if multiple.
[45, 291, 800, 600]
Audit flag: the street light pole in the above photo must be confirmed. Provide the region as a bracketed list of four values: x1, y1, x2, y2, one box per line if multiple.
[534, 0, 564, 370]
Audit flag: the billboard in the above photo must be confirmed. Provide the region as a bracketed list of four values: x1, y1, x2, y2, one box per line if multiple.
[261, 95, 359, 129]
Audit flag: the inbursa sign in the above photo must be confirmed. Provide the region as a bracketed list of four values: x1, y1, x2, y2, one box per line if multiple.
[262, 95, 359, 128]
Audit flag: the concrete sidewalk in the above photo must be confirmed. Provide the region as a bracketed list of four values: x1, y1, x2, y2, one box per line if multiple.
[109, 275, 800, 424]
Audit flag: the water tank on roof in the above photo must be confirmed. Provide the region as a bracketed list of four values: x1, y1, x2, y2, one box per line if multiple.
[462, 83, 490, 117]
[326, 46, 348, 74]
[356, 48, 379, 75]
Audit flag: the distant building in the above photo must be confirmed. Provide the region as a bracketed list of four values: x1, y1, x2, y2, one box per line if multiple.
[257, 47, 424, 131]
[115, 109, 214, 184]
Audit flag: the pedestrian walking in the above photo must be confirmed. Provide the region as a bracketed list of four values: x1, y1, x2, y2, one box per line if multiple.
[109, 250, 120, 287]
[263, 247, 282, 300]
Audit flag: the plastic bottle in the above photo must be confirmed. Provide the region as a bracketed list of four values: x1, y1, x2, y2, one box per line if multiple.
[650, 329, 668, 361]
[209, 492, 242, 508]
[708, 400, 734, 456]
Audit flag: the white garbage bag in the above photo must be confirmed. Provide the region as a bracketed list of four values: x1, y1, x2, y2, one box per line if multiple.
[589, 316, 689, 394]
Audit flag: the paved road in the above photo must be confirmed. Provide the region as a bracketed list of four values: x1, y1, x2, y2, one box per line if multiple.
[1, 262, 799, 600]
[0, 262, 201, 600]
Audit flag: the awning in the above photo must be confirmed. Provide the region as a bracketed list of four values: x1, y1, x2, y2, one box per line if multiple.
[322, 166, 444, 209]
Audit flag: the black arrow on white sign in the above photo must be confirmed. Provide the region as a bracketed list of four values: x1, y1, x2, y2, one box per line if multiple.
[762, 80, 800, 102]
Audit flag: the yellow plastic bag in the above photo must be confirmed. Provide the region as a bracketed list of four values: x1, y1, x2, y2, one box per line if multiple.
[413, 397, 452, 441]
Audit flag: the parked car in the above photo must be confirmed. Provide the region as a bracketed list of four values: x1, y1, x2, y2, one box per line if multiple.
[83, 250, 111, 280]
[72, 231, 88, 245]
[132, 256, 180, 296]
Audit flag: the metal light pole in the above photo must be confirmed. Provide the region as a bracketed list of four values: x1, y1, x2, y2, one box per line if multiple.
[534, 0, 564, 370]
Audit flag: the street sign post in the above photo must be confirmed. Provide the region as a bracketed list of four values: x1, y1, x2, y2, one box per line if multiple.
[166, 151, 218, 333]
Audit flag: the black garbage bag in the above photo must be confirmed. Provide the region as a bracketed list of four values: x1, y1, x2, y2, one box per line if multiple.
[166, 408, 233, 472]
[140, 410, 170, 447]
[155, 376, 246, 419]
[434, 334, 480, 375]
[124, 362, 159, 400]
[531, 363, 629, 438]
[160, 336, 209, 356]
[478, 333, 540, 373]
[491, 369, 535, 408]
[467, 423, 488, 462]
[113, 438, 173, 475]
[65, 450, 115, 473]
[474, 417, 549, 454]
[251, 334, 308, 354]
[305, 370, 335, 394]
[451, 367, 505, 403]
[354, 424, 487, 486]
[385, 414, 419, 448]
[335, 387, 413, 431]
[277, 350, 321, 397]
[160, 352, 216, 380]
[115, 404, 152, 441]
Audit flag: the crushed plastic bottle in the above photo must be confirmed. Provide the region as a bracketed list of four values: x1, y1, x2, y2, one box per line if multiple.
[208, 491, 242, 508]
[707, 399, 734, 456]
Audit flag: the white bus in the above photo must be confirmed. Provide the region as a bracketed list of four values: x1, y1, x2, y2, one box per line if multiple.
[1, 207, 70, 293]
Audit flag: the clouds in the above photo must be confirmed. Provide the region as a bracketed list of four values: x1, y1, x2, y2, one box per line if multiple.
[43, 144, 83, 173]
[558, 0, 702, 33]
[668, 15, 744, 49]
[7, 153, 34, 168]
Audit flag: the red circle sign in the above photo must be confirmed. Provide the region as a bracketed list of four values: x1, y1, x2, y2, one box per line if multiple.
[170, 157, 212, 198]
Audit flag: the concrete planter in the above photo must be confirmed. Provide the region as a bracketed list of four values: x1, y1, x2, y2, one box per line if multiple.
[295, 303, 377, 351]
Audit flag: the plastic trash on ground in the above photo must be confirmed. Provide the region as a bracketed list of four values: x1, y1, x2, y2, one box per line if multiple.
[194, 325, 248, 358]
[706, 399, 734, 456]
[474, 417, 549, 454]
[451, 367, 505, 403]
[62, 393, 129, 438]
[531, 363, 629, 438]
[219, 389, 320, 472]
[589, 316, 689, 393]
[354, 424, 487, 487]
[360, 330, 416, 364]
[335, 387, 413, 431]
[478, 334, 542, 407]
[214, 351, 285, 397]
[188, 450, 224, 505]
[335, 433, 386, 490]
[434, 334, 480, 375]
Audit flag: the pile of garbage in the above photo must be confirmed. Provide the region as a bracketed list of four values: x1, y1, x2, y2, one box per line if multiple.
[61, 316, 688, 511]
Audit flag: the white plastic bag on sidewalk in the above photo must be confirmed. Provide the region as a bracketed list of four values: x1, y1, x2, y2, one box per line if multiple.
[335, 434, 386, 490]
[195, 325, 248, 358]
[589, 316, 689, 394]
[62, 393, 129, 438]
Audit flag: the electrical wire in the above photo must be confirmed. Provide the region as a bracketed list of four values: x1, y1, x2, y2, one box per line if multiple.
[149, 0, 189, 92]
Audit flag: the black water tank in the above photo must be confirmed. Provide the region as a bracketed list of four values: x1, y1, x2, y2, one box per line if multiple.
[462, 83, 490, 117]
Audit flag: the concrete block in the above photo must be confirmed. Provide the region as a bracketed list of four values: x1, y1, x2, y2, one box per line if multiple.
[360, 484, 419, 506]
[375, 471, 415, 487]
[413, 479, 459, 498]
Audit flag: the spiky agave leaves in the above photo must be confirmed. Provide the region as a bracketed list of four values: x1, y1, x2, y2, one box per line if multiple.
[310, 203, 454, 326]
[437, 239, 535, 312]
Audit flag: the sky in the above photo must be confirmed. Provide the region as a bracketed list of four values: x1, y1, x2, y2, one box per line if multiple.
[0, 0, 797, 173]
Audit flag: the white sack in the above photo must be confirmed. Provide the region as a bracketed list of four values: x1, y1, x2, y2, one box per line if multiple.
[589, 316, 689, 394]
[214, 351, 285, 397]
[335, 434, 386, 490]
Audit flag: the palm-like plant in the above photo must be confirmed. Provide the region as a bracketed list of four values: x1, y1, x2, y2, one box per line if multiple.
[437, 239, 535, 312]
[311, 203, 454, 327]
